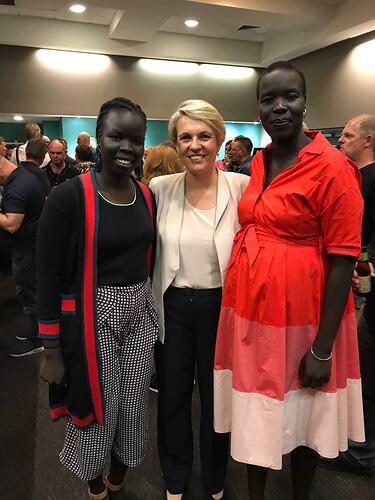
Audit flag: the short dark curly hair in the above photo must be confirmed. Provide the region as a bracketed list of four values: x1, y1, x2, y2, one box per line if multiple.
[256, 61, 306, 100]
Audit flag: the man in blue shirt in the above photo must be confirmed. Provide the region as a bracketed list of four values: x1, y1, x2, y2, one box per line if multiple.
[230, 135, 253, 176]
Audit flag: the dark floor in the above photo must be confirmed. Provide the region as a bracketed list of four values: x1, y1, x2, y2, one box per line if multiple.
[1, 274, 375, 500]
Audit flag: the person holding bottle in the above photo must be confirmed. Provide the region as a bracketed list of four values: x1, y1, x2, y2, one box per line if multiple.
[319, 113, 375, 474]
[214, 62, 365, 500]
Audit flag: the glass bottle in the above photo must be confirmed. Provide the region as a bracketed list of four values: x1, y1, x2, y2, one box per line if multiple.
[357, 250, 371, 295]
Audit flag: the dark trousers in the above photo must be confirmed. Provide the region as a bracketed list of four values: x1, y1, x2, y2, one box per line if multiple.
[156, 286, 229, 495]
[12, 247, 38, 338]
[346, 288, 375, 470]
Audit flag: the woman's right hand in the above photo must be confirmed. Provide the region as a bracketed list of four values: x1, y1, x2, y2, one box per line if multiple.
[40, 347, 65, 385]
[352, 269, 359, 291]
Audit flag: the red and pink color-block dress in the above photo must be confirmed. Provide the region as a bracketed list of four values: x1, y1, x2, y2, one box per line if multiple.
[213, 131, 365, 470]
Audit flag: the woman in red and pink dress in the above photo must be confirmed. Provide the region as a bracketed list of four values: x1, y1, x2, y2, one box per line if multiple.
[213, 61, 365, 499]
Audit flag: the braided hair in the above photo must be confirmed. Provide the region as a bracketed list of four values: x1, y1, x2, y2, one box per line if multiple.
[95, 97, 147, 171]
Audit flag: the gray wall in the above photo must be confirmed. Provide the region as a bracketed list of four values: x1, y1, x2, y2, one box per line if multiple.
[293, 31, 375, 129]
[0, 31, 373, 127]
[0, 45, 260, 121]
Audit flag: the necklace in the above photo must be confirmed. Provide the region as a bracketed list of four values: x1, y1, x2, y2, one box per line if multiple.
[98, 183, 137, 206]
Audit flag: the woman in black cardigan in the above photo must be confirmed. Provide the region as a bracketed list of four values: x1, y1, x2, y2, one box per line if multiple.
[37, 97, 158, 500]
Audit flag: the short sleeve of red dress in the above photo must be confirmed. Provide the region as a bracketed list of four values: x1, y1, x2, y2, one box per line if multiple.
[319, 157, 363, 257]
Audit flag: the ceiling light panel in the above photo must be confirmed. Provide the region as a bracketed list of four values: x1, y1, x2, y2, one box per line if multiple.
[139, 59, 199, 75]
[201, 64, 255, 79]
[36, 49, 110, 74]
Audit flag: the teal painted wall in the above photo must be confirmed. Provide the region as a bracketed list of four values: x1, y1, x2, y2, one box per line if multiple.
[43, 120, 63, 140]
[0, 123, 30, 143]
[145, 120, 262, 158]
[1, 118, 261, 156]
[0, 120, 63, 144]
[61, 117, 96, 157]
[145, 120, 169, 148]
[219, 122, 261, 158]
[61, 117, 171, 156]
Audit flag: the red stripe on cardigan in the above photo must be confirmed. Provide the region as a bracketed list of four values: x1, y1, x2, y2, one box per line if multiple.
[61, 298, 76, 312]
[80, 173, 104, 425]
[136, 180, 153, 272]
[38, 321, 60, 335]
[50, 406, 95, 427]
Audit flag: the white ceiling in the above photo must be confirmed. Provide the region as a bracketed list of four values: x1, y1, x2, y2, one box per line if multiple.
[0, 0, 374, 66]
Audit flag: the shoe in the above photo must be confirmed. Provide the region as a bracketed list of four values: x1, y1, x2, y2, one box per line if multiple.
[150, 374, 158, 393]
[8, 339, 44, 357]
[318, 454, 375, 476]
[208, 491, 225, 499]
[104, 472, 126, 492]
[15, 335, 29, 341]
[87, 485, 109, 500]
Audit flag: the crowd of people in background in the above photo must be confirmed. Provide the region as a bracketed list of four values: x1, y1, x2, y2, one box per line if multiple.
[0, 60, 374, 500]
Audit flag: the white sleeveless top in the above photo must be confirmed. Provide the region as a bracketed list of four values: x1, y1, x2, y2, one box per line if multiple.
[172, 198, 222, 289]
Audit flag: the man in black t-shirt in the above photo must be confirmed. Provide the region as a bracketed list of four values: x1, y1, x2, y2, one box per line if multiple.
[44, 139, 80, 188]
[0, 156, 45, 357]
[320, 114, 375, 474]
[21, 140, 51, 197]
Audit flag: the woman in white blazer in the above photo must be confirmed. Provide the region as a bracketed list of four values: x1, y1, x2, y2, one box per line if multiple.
[149, 100, 249, 500]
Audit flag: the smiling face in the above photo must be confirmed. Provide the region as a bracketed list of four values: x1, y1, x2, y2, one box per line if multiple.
[176, 116, 219, 176]
[258, 68, 306, 142]
[99, 109, 145, 175]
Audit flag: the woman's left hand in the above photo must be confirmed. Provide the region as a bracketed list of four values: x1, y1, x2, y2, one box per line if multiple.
[298, 349, 332, 388]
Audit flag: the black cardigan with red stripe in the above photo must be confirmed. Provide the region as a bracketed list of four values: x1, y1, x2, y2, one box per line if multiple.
[36, 171, 156, 427]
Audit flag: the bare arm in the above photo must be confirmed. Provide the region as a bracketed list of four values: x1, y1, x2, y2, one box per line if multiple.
[0, 212, 24, 233]
[299, 254, 356, 388]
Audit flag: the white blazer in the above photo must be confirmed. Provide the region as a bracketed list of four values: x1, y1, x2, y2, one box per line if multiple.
[149, 170, 249, 343]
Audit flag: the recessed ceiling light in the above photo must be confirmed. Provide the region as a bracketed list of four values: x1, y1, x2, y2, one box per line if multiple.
[185, 19, 199, 28]
[13, 115, 24, 121]
[69, 4, 86, 14]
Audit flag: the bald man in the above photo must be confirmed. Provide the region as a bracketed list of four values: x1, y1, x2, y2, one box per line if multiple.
[321, 114, 375, 474]
[0, 156, 45, 356]
[77, 131, 97, 162]
[339, 114, 375, 252]
[44, 139, 80, 188]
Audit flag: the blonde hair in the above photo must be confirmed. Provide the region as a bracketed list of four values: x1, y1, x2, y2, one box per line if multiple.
[168, 99, 226, 147]
[142, 145, 184, 186]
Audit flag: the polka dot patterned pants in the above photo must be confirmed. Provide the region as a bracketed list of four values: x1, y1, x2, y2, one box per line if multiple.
[59, 279, 158, 481]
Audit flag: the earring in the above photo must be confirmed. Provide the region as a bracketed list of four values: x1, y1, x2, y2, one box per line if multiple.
[303, 108, 307, 118]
